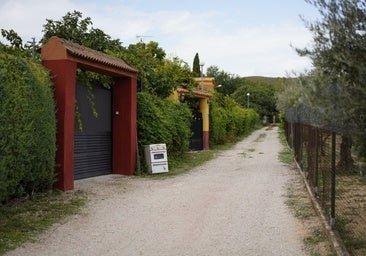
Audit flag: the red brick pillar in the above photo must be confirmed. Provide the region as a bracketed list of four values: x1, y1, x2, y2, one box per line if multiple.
[42, 60, 77, 191]
[112, 77, 137, 175]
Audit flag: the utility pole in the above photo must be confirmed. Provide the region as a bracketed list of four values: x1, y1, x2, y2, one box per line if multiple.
[200, 61, 204, 92]
[136, 35, 152, 42]
[27, 37, 37, 60]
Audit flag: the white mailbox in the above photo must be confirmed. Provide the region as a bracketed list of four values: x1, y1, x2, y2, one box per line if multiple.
[144, 144, 169, 174]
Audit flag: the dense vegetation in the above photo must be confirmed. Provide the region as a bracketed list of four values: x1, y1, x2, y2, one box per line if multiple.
[137, 92, 192, 157]
[0, 9, 267, 192]
[210, 93, 259, 144]
[278, 0, 366, 164]
[0, 53, 56, 203]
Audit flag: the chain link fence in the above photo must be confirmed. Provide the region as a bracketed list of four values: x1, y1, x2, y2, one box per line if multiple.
[284, 105, 366, 256]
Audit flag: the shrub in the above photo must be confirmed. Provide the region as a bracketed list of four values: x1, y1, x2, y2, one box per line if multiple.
[137, 92, 191, 166]
[0, 53, 56, 203]
[210, 93, 259, 145]
[210, 105, 228, 144]
[163, 100, 192, 155]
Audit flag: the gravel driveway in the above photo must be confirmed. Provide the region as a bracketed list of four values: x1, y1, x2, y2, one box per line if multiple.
[7, 126, 309, 256]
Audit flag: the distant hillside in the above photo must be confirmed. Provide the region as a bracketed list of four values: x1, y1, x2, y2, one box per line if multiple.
[243, 76, 283, 86]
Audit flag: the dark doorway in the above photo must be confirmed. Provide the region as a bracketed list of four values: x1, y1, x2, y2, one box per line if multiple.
[74, 82, 112, 179]
[189, 110, 203, 150]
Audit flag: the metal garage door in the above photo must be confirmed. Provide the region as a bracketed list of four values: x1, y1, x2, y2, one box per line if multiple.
[74, 82, 112, 180]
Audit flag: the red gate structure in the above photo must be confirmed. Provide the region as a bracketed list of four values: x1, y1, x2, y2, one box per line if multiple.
[41, 36, 138, 191]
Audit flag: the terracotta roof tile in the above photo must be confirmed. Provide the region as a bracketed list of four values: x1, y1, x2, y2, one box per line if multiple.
[177, 87, 211, 98]
[57, 37, 138, 73]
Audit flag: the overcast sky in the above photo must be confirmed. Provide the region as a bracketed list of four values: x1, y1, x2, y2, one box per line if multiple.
[0, 0, 320, 77]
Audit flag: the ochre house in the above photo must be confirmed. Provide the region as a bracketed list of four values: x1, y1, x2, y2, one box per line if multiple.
[170, 77, 215, 150]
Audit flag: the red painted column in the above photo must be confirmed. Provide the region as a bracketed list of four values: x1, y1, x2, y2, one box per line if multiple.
[112, 77, 137, 175]
[42, 60, 77, 191]
[203, 131, 209, 150]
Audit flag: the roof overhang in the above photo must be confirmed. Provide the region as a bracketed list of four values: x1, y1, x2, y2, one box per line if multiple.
[177, 87, 211, 99]
[41, 36, 138, 78]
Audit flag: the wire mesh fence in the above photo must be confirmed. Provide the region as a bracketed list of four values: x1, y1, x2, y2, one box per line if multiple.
[284, 105, 366, 256]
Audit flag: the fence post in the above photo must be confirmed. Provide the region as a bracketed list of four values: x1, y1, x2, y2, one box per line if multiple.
[330, 131, 336, 229]
[298, 123, 303, 169]
[315, 127, 319, 196]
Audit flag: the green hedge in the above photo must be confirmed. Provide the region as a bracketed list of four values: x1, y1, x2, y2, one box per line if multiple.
[0, 53, 56, 203]
[137, 92, 191, 161]
[210, 93, 259, 144]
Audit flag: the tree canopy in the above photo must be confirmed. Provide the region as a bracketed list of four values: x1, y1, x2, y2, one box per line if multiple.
[206, 65, 243, 95]
[297, 0, 366, 131]
[283, 0, 366, 162]
[41, 10, 122, 53]
[39, 10, 195, 98]
[232, 81, 278, 119]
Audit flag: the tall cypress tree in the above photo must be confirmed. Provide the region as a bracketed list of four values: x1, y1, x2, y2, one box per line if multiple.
[192, 53, 200, 77]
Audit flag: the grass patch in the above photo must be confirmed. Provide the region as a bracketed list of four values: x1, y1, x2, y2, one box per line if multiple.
[159, 140, 241, 177]
[304, 228, 334, 256]
[278, 129, 295, 164]
[137, 128, 261, 178]
[285, 190, 315, 219]
[138, 143, 232, 179]
[0, 190, 86, 255]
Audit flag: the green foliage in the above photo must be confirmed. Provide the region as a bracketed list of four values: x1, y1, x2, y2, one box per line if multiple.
[137, 92, 191, 165]
[210, 92, 259, 144]
[0, 53, 56, 203]
[1, 29, 23, 48]
[0, 29, 35, 59]
[297, 0, 366, 157]
[276, 76, 305, 113]
[210, 104, 229, 144]
[206, 65, 244, 95]
[244, 76, 284, 86]
[232, 80, 278, 119]
[192, 53, 201, 77]
[41, 10, 122, 52]
[116, 41, 194, 98]
[0, 190, 86, 254]
[41, 10, 121, 88]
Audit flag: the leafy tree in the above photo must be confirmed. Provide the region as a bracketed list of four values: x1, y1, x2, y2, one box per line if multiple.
[206, 65, 243, 95]
[276, 77, 305, 113]
[1, 29, 23, 48]
[297, 0, 366, 164]
[41, 10, 125, 89]
[192, 53, 201, 76]
[0, 29, 36, 59]
[116, 41, 194, 98]
[41, 10, 122, 52]
[232, 81, 278, 120]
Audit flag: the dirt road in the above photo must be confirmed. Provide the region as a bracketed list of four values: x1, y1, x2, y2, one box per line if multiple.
[7, 126, 309, 256]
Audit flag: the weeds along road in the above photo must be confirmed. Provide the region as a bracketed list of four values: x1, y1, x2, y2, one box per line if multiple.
[7, 126, 309, 256]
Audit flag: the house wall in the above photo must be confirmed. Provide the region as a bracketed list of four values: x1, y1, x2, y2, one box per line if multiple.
[199, 98, 210, 150]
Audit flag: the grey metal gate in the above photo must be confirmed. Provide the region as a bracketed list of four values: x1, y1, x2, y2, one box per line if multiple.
[189, 110, 203, 150]
[74, 82, 112, 180]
